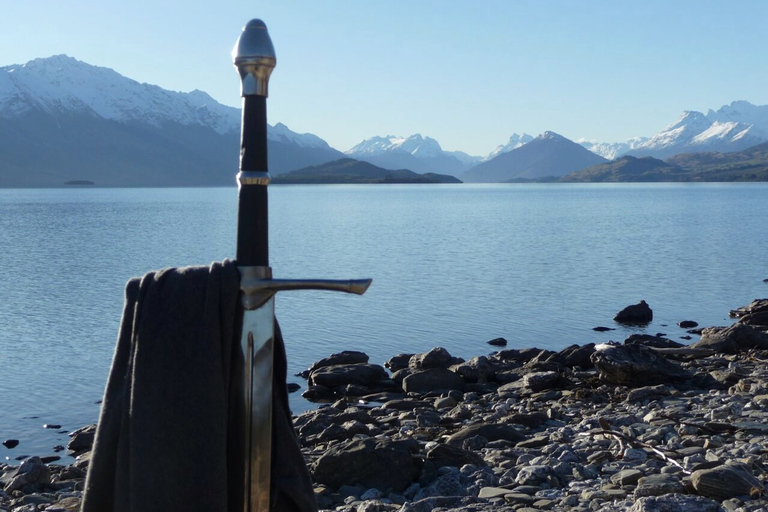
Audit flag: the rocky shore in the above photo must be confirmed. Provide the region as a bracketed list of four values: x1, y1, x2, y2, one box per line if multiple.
[4, 299, 768, 512]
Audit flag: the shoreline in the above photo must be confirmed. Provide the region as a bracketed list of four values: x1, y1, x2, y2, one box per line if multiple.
[3, 299, 768, 512]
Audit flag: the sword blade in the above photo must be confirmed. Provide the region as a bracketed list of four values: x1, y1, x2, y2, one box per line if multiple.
[241, 296, 275, 512]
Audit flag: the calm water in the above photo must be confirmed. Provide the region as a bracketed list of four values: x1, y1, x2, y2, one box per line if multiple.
[1, 183, 766, 460]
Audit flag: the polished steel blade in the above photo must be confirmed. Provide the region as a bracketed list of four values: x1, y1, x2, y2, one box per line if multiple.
[240, 296, 274, 512]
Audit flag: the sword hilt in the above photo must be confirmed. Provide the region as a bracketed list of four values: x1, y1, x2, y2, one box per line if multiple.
[239, 266, 372, 310]
[234, 19, 276, 268]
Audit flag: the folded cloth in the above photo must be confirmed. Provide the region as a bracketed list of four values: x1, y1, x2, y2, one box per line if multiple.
[81, 260, 316, 512]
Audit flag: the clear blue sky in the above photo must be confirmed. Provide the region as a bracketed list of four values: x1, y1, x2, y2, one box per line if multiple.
[2, 0, 766, 156]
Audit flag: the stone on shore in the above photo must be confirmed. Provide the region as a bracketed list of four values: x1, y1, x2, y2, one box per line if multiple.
[691, 463, 765, 500]
[590, 343, 691, 386]
[691, 322, 768, 353]
[446, 423, 525, 446]
[312, 438, 420, 492]
[309, 363, 388, 388]
[402, 368, 464, 393]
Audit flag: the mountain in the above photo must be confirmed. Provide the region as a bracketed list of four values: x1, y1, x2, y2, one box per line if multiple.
[271, 157, 461, 184]
[484, 133, 534, 161]
[345, 134, 480, 177]
[563, 141, 768, 182]
[626, 101, 768, 159]
[578, 137, 648, 160]
[462, 131, 609, 183]
[0, 55, 342, 187]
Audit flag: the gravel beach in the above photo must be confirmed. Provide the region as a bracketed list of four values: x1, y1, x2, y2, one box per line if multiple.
[3, 299, 768, 512]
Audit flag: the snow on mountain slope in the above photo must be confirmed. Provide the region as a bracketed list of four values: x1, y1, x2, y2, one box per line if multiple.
[484, 133, 534, 160]
[346, 134, 444, 158]
[0, 55, 329, 148]
[578, 137, 648, 160]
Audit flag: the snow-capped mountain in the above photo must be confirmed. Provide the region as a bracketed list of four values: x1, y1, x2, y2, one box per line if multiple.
[578, 137, 648, 160]
[484, 133, 534, 161]
[462, 131, 608, 183]
[346, 134, 480, 177]
[627, 101, 768, 158]
[0, 55, 342, 186]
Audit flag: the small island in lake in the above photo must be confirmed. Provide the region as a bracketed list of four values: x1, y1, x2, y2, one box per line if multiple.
[271, 158, 462, 184]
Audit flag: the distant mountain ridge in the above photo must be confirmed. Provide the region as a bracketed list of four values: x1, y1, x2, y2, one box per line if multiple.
[272, 157, 461, 184]
[0, 55, 342, 186]
[2, 55, 768, 187]
[563, 142, 768, 182]
[345, 134, 479, 177]
[462, 131, 609, 182]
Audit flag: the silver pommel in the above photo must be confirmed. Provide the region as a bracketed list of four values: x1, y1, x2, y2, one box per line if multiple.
[233, 19, 276, 97]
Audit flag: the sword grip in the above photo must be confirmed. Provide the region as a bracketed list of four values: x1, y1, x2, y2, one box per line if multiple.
[236, 96, 269, 267]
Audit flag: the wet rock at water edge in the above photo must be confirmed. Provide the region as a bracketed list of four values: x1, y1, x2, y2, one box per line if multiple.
[614, 300, 653, 324]
[486, 337, 507, 347]
[691, 322, 768, 353]
[409, 347, 464, 370]
[308, 363, 388, 389]
[286, 382, 301, 393]
[67, 424, 97, 454]
[593, 326, 615, 332]
[308, 351, 370, 373]
[2, 439, 19, 449]
[678, 320, 698, 328]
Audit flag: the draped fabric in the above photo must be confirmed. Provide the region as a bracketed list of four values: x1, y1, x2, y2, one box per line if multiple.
[81, 261, 316, 512]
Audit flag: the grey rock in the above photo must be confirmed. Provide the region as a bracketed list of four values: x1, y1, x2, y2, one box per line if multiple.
[67, 424, 96, 453]
[425, 443, 485, 469]
[729, 299, 768, 318]
[312, 438, 420, 492]
[634, 473, 684, 497]
[614, 300, 653, 324]
[691, 322, 768, 353]
[409, 347, 463, 370]
[398, 496, 481, 512]
[309, 363, 389, 388]
[3, 456, 51, 492]
[402, 368, 464, 394]
[591, 344, 692, 386]
[309, 351, 370, 372]
[446, 423, 525, 446]
[691, 463, 765, 500]
[628, 494, 721, 512]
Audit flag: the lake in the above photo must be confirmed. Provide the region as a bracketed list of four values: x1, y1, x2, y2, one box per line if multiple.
[1, 183, 766, 460]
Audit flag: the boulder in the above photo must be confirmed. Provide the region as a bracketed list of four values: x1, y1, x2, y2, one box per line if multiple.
[628, 495, 721, 512]
[67, 424, 96, 454]
[449, 356, 495, 383]
[446, 423, 525, 446]
[624, 334, 683, 349]
[590, 344, 691, 387]
[402, 368, 465, 394]
[634, 473, 684, 497]
[309, 351, 369, 372]
[309, 363, 388, 388]
[729, 299, 768, 318]
[487, 337, 507, 347]
[691, 463, 765, 500]
[3, 456, 51, 492]
[691, 322, 768, 353]
[739, 311, 768, 327]
[614, 300, 653, 324]
[312, 438, 420, 492]
[425, 443, 486, 469]
[409, 347, 463, 370]
[384, 353, 414, 372]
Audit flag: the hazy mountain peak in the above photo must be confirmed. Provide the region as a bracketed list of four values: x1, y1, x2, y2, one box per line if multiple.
[485, 133, 534, 161]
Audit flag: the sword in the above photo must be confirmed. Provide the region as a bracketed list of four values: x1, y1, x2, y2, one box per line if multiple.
[232, 19, 371, 512]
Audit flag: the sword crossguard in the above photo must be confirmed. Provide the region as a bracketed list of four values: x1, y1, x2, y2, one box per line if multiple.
[239, 266, 372, 310]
